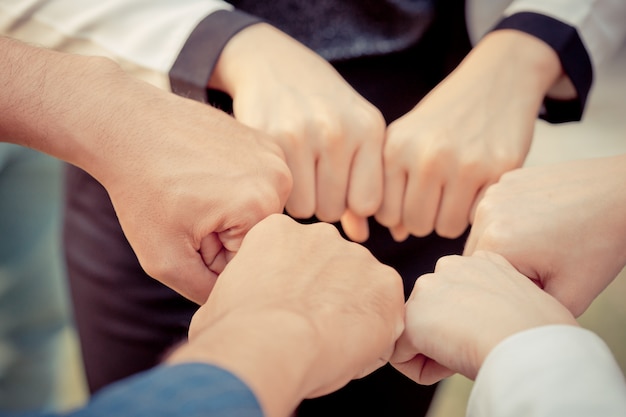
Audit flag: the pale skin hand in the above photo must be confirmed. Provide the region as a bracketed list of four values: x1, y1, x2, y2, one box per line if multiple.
[169, 214, 405, 417]
[376, 30, 566, 241]
[465, 155, 626, 317]
[390, 251, 578, 384]
[209, 23, 386, 242]
[0, 37, 292, 304]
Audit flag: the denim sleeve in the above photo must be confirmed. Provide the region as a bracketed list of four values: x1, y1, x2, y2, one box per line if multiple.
[14, 364, 264, 417]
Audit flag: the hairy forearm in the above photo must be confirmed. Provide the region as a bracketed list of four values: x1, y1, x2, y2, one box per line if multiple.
[0, 37, 138, 177]
[0, 36, 243, 192]
[1, 38, 105, 151]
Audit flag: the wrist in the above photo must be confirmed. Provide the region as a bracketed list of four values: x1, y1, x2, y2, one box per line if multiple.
[473, 30, 564, 106]
[167, 309, 320, 417]
[208, 22, 270, 95]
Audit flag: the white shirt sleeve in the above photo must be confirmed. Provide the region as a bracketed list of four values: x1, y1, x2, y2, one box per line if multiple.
[0, 0, 233, 90]
[468, 325, 626, 417]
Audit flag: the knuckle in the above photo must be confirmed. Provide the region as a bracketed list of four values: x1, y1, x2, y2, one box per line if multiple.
[350, 196, 381, 218]
[315, 204, 344, 223]
[433, 254, 462, 272]
[285, 195, 316, 219]
[405, 215, 434, 238]
[436, 221, 468, 239]
[141, 255, 174, 282]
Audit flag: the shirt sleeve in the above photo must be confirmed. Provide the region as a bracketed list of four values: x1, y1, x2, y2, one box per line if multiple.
[466, 0, 626, 123]
[63, 364, 264, 417]
[492, 12, 592, 123]
[0, 0, 238, 91]
[468, 325, 626, 417]
[502, 0, 626, 69]
[169, 9, 261, 102]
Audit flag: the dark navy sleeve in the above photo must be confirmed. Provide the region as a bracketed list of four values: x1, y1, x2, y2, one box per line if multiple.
[28, 364, 263, 417]
[169, 10, 262, 102]
[491, 12, 593, 123]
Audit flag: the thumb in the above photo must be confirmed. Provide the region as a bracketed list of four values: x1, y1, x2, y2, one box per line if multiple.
[340, 209, 370, 242]
[144, 241, 219, 304]
[391, 354, 454, 385]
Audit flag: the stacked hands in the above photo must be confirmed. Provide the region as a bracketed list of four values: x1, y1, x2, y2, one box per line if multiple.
[171, 153, 626, 414]
[4, 22, 626, 417]
[208, 24, 562, 245]
[169, 206, 623, 417]
[86, 24, 571, 304]
[119, 24, 625, 416]
[59, 23, 623, 406]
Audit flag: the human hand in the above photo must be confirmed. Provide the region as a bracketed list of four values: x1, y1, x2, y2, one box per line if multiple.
[391, 251, 577, 384]
[174, 214, 405, 417]
[63, 60, 292, 304]
[209, 23, 386, 242]
[465, 155, 626, 317]
[375, 30, 563, 240]
[107, 98, 293, 304]
[0, 40, 292, 304]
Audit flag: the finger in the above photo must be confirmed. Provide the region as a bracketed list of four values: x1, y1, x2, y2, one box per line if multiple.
[283, 141, 317, 218]
[212, 224, 253, 273]
[341, 209, 370, 242]
[375, 166, 406, 229]
[403, 172, 441, 237]
[354, 356, 391, 381]
[285, 164, 317, 219]
[435, 179, 480, 239]
[389, 224, 410, 242]
[391, 354, 454, 385]
[346, 133, 384, 218]
[200, 233, 228, 274]
[416, 358, 456, 385]
[154, 243, 219, 304]
[463, 183, 496, 256]
[468, 182, 492, 225]
[316, 146, 351, 222]
[463, 228, 479, 255]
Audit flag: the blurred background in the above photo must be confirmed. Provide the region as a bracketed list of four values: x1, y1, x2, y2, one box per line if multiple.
[56, 42, 626, 414]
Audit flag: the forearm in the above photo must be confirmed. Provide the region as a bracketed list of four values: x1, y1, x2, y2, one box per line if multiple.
[468, 0, 626, 122]
[167, 310, 320, 417]
[0, 36, 113, 164]
[207, 22, 326, 98]
[0, 37, 189, 185]
[459, 29, 562, 118]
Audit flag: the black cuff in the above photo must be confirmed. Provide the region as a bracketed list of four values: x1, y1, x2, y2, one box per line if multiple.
[492, 12, 593, 123]
[169, 9, 261, 102]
